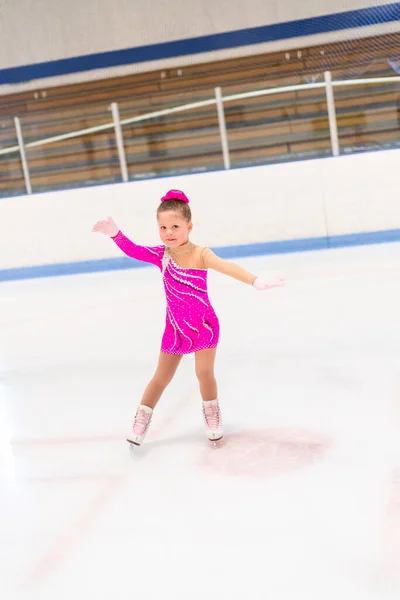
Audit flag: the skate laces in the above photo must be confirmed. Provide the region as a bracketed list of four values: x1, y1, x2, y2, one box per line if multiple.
[132, 408, 151, 436]
[203, 404, 220, 431]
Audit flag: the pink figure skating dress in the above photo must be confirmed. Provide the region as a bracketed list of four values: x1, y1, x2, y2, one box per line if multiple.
[112, 231, 220, 354]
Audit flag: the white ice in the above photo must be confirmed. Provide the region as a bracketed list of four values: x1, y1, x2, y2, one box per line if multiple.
[1, 242, 400, 600]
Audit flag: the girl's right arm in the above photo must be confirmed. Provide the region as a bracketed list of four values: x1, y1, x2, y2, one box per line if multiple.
[92, 217, 163, 269]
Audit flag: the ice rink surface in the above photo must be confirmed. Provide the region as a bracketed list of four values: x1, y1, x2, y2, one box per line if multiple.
[1, 242, 400, 599]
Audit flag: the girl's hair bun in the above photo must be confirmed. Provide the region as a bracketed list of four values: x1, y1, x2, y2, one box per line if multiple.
[160, 189, 189, 204]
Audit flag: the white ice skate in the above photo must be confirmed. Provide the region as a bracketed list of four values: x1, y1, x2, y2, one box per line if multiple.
[202, 400, 223, 443]
[127, 405, 153, 446]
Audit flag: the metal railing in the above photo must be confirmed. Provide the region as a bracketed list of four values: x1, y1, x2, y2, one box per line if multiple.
[1, 71, 399, 195]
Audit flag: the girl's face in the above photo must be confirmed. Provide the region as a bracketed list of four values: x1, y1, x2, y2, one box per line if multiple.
[157, 210, 193, 248]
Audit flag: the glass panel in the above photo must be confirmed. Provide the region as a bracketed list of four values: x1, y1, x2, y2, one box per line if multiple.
[20, 104, 111, 145]
[332, 57, 399, 81]
[334, 81, 400, 155]
[21, 107, 121, 193]
[124, 106, 223, 179]
[0, 117, 25, 198]
[1, 39, 397, 197]
[225, 86, 331, 168]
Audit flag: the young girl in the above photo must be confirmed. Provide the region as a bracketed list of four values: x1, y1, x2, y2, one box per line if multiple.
[93, 189, 284, 446]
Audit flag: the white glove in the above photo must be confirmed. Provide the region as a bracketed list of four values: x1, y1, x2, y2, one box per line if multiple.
[253, 276, 285, 291]
[92, 216, 119, 237]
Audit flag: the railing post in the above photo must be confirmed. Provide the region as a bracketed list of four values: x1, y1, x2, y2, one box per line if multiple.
[215, 87, 231, 170]
[324, 71, 340, 157]
[111, 102, 129, 182]
[14, 117, 32, 195]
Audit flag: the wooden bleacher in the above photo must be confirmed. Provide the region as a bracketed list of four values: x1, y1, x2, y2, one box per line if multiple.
[0, 32, 399, 195]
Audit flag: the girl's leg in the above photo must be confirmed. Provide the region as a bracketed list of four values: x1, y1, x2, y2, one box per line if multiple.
[195, 348, 222, 441]
[194, 347, 218, 401]
[128, 352, 182, 446]
[140, 351, 183, 410]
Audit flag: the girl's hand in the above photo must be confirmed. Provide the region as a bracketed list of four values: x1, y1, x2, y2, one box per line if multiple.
[92, 216, 119, 237]
[253, 276, 285, 291]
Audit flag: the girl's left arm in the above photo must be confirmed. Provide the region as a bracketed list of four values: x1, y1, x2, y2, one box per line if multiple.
[202, 248, 256, 285]
[202, 248, 285, 290]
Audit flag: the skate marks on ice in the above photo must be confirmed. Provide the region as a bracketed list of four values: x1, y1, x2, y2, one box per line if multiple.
[22, 474, 125, 590]
[127, 429, 205, 461]
[199, 428, 330, 477]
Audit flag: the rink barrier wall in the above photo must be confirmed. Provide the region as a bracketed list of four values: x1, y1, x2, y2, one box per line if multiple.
[1, 149, 399, 281]
[1, 3, 399, 84]
[1, 229, 399, 283]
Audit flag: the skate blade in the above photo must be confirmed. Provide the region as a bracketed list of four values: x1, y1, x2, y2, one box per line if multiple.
[127, 438, 141, 447]
[209, 436, 223, 447]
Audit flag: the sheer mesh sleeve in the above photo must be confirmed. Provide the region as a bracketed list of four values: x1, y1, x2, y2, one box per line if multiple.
[112, 231, 164, 270]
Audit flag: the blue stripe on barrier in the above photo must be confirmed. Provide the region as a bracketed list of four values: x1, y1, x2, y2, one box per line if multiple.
[1, 229, 399, 283]
[1, 3, 399, 84]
